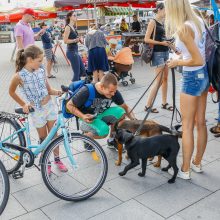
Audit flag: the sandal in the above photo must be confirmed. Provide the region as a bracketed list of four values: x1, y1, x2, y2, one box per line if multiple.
[144, 106, 159, 113]
[48, 75, 56, 78]
[161, 103, 173, 111]
[210, 124, 220, 134]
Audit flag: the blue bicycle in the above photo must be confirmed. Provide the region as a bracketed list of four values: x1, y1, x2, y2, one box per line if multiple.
[0, 92, 108, 201]
[0, 160, 9, 215]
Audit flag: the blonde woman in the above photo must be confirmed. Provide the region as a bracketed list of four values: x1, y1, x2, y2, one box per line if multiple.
[165, 0, 209, 179]
[144, 3, 172, 113]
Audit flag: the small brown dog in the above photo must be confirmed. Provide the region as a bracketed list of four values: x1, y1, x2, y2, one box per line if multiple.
[114, 120, 172, 166]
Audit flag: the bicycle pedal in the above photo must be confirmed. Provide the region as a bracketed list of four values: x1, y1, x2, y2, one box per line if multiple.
[12, 170, 24, 179]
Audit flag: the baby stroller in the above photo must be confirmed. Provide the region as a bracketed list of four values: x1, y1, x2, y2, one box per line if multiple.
[109, 47, 135, 86]
[80, 50, 93, 83]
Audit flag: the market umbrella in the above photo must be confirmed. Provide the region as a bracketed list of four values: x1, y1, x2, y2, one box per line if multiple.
[54, 0, 156, 8]
[0, 8, 57, 23]
[54, 0, 155, 27]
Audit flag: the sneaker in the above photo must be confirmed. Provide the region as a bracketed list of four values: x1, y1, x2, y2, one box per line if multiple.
[191, 162, 203, 173]
[107, 138, 117, 149]
[55, 160, 68, 172]
[168, 168, 191, 180]
[107, 138, 126, 152]
[84, 143, 95, 152]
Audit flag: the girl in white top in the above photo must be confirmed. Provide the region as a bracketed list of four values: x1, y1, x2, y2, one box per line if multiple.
[165, 0, 209, 180]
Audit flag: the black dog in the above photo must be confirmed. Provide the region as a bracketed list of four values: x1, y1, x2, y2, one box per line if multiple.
[115, 128, 180, 183]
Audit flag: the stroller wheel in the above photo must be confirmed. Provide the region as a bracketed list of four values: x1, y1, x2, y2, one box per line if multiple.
[130, 78, 135, 84]
[122, 81, 128, 86]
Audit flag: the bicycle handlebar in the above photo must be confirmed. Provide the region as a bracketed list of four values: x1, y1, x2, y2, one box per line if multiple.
[56, 85, 73, 110]
[15, 107, 35, 115]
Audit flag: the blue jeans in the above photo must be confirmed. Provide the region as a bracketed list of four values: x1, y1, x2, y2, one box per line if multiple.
[66, 50, 85, 82]
[181, 65, 209, 96]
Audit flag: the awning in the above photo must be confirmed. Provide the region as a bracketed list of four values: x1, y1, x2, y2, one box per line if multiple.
[0, 8, 57, 23]
[54, 0, 156, 8]
[98, 7, 132, 16]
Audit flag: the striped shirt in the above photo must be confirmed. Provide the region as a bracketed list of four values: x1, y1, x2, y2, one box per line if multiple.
[18, 67, 48, 109]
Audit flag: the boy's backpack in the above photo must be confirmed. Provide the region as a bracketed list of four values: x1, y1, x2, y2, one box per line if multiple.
[62, 80, 95, 119]
[205, 22, 220, 102]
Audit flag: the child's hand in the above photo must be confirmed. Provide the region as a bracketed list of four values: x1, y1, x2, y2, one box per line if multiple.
[22, 104, 33, 114]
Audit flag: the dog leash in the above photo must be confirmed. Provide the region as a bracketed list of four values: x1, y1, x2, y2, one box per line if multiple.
[134, 68, 165, 136]
[170, 68, 182, 135]
[127, 66, 166, 117]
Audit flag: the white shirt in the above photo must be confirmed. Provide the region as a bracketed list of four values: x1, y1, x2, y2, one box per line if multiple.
[175, 17, 206, 71]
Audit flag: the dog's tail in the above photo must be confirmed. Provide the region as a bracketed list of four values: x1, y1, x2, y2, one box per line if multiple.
[158, 125, 172, 133]
[159, 124, 182, 138]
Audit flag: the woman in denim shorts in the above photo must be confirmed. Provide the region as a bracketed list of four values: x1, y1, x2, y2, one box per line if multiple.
[165, 0, 209, 180]
[144, 3, 173, 113]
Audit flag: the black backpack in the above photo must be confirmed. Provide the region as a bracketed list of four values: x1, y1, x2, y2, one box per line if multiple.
[205, 22, 220, 102]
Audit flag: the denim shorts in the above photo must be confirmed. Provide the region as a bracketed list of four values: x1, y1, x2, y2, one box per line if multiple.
[181, 65, 209, 96]
[151, 51, 169, 67]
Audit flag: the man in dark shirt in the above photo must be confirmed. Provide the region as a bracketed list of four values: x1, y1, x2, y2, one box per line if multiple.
[131, 15, 141, 32]
[66, 73, 136, 151]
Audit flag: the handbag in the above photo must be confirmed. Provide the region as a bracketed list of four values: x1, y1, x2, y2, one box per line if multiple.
[141, 19, 156, 64]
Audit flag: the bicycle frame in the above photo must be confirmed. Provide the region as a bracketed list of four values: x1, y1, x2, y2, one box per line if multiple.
[0, 96, 78, 168]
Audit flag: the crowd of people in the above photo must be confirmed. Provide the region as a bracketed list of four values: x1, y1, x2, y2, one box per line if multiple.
[9, 0, 220, 181]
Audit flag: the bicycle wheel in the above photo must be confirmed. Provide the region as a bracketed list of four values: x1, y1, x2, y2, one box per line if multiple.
[0, 160, 10, 215]
[41, 133, 108, 201]
[0, 118, 26, 174]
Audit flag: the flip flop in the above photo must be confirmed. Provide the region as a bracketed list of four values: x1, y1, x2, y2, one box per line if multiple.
[161, 103, 173, 111]
[210, 124, 220, 134]
[48, 75, 56, 78]
[144, 106, 159, 113]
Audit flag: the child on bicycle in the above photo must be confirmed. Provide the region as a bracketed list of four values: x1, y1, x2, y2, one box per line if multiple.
[9, 45, 67, 173]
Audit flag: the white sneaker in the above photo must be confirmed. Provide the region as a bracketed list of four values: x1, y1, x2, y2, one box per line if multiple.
[191, 162, 203, 173]
[177, 169, 191, 180]
[168, 168, 191, 180]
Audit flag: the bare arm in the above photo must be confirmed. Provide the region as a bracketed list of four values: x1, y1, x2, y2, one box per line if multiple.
[9, 74, 26, 107]
[120, 103, 136, 120]
[167, 25, 204, 68]
[144, 20, 169, 46]
[66, 100, 94, 123]
[45, 80, 62, 96]
[63, 26, 79, 44]
[16, 36, 24, 49]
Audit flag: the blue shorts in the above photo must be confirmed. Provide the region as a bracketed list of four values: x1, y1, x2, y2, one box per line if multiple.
[181, 65, 209, 96]
[151, 51, 169, 67]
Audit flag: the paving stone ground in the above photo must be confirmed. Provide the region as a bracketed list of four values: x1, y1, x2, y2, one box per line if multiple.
[0, 41, 220, 220]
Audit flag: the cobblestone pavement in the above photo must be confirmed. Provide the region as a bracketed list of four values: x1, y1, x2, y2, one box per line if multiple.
[0, 42, 220, 220]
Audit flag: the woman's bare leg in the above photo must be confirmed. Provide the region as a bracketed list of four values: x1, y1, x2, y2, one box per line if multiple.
[180, 93, 198, 172]
[146, 66, 164, 108]
[194, 91, 208, 165]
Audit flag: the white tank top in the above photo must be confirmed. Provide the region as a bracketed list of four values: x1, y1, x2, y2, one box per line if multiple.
[175, 17, 206, 71]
